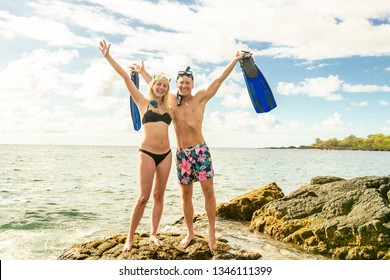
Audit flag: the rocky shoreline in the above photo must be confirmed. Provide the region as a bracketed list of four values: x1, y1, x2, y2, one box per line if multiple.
[249, 176, 390, 260]
[58, 176, 390, 260]
[58, 232, 262, 260]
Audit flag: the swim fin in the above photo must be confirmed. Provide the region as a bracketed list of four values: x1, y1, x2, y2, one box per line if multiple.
[130, 71, 141, 131]
[240, 53, 277, 113]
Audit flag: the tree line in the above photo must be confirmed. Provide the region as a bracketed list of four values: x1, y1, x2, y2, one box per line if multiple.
[310, 134, 390, 151]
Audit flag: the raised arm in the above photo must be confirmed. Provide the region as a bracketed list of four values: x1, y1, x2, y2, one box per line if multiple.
[199, 51, 246, 102]
[99, 40, 146, 107]
[132, 61, 153, 85]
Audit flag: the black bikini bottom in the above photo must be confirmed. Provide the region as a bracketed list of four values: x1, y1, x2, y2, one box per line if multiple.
[139, 149, 171, 166]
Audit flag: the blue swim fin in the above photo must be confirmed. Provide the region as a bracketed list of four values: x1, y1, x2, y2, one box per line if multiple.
[130, 72, 141, 131]
[240, 53, 277, 113]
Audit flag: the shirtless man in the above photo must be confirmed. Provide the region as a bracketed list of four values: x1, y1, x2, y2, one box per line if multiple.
[137, 51, 246, 250]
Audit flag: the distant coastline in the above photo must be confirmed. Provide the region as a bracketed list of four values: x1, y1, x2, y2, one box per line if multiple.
[265, 133, 390, 152]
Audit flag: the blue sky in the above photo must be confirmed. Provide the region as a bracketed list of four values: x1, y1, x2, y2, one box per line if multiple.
[1, 0, 389, 148]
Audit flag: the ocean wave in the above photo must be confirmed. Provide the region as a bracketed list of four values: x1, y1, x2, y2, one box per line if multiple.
[0, 210, 98, 231]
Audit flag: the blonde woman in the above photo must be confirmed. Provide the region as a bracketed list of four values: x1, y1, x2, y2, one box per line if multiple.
[99, 40, 172, 251]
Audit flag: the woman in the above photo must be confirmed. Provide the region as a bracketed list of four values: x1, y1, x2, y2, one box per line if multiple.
[99, 40, 172, 251]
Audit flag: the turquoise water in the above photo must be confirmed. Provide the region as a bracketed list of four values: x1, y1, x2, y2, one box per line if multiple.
[1, 144, 389, 259]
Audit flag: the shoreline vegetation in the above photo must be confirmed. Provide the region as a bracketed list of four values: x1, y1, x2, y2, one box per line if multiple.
[266, 133, 390, 151]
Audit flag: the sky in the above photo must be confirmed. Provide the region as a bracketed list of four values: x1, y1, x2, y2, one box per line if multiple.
[0, 0, 389, 148]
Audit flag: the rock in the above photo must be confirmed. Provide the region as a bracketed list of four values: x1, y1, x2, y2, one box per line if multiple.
[310, 176, 345, 185]
[58, 232, 262, 260]
[249, 176, 390, 260]
[216, 182, 284, 221]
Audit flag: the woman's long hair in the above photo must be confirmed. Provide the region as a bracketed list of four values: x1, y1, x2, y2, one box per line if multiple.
[147, 75, 172, 117]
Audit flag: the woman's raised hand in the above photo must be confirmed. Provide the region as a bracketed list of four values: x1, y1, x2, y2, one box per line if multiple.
[99, 40, 111, 57]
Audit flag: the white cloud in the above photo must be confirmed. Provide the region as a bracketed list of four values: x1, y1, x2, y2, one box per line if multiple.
[1, 0, 390, 147]
[7, 0, 388, 61]
[312, 113, 345, 133]
[379, 100, 389, 106]
[0, 48, 80, 99]
[351, 101, 368, 107]
[277, 75, 343, 101]
[204, 110, 282, 132]
[221, 94, 253, 110]
[86, 0, 199, 33]
[202, 110, 309, 147]
[70, 59, 128, 111]
[254, 1, 390, 60]
[203, 110, 307, 135]
[342, 83, 390, 92]
[277, 75, 390, 101]
[0, 10, 93, 47]
[28, 0, 132, 36]
[322, 113, 343, 128]
[0, 48, 133, 140]
[207, 69, 254, 110]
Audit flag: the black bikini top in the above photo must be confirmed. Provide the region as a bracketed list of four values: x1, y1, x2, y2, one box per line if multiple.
[142, 105, 172, 125]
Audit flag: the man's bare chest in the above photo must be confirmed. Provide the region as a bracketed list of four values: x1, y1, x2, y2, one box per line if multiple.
[173, 105, 203, 126]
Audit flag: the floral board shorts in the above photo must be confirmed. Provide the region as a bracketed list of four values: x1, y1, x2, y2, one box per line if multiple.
[176, 143, 215, 185]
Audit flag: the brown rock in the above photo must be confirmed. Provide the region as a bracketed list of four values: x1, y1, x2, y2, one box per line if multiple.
[58, 232, 262, 260]
[249, 176, 390, 260]
[216, 182, 284, 221]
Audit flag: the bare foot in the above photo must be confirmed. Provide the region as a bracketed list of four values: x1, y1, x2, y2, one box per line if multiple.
[208, 230, 217, 251]
[208, 238, 217, 251]
[179, 234, 194, 248]
[122, 238, 133, 252]
[150, 234, 164, 247]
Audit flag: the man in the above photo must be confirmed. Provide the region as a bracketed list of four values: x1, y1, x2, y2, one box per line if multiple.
[137, 51, 246, 251]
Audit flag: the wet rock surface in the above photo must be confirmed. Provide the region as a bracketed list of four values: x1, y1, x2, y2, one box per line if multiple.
[249, 176, 390, 259]
[58, 232, 262, 260]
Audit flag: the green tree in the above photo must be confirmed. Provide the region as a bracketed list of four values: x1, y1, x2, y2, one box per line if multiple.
[310, 134, 390, 151]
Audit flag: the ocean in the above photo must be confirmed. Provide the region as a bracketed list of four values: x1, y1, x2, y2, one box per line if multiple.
[1, 144, 389, 260]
